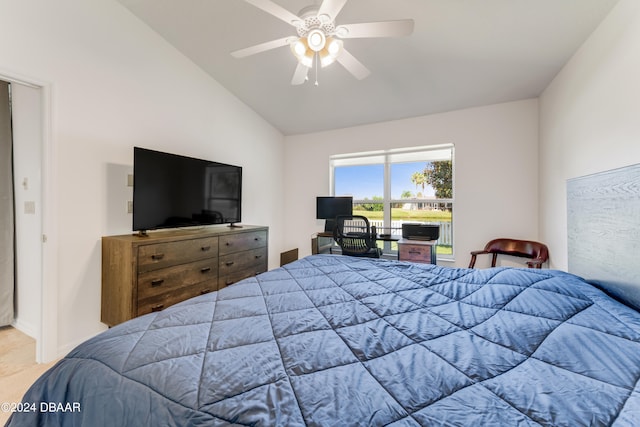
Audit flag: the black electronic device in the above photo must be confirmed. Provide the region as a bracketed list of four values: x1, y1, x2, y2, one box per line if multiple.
[133, 147, 242, 234]
[316, 196, 353, 232]
[402, 223, 440, 241]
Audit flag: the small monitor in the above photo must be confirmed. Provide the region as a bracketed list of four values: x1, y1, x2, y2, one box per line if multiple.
[316, 196, 353, 232]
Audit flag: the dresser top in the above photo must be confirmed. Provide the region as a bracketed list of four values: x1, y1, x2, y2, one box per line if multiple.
[103, 225, 268, 244]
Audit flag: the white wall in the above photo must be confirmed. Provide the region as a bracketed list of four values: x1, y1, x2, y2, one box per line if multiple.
[539, 0, 640, 269]
[284, 99, 539, 268]
[0, 0, 284, 357]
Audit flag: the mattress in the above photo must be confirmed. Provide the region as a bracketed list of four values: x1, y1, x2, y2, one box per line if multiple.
[7, 255, 640, 426]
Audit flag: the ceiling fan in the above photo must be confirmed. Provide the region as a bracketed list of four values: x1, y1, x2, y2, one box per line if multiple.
[231, 0, 414, 85]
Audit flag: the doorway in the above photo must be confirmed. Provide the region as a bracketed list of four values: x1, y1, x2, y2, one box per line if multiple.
[0, 71, 56, 363]
[0, 81, 13, 327]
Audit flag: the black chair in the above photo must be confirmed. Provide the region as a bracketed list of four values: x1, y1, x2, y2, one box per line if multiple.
[333, 215, 382, 258]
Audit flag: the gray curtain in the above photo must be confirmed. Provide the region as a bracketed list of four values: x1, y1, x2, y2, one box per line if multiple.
[0, 80, 14, 326]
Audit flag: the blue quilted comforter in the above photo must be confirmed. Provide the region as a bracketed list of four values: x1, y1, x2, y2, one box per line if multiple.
[7, 255, 640, 426]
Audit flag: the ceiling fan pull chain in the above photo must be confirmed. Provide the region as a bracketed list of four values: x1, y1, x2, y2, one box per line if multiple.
[315, 52, 319, 86]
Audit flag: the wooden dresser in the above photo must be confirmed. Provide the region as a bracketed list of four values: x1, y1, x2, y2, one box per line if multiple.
[101, 225, 268, 326]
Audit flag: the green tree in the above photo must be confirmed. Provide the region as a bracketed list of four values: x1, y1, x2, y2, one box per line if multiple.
[410, 160, 453, 199]
[401, 190, 413, 199]
[361, 196, 384, 211]
[410, 171, 426, 193]
[424, 160, 452, 199]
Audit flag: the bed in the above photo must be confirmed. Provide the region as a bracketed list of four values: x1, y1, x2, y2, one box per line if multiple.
[6, 253, 640, 426]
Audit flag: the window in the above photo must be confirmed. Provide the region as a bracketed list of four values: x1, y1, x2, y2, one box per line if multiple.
[331, 145, 454, 258]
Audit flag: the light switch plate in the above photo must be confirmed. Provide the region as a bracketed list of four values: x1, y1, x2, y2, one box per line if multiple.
[24, 201, 36, 214]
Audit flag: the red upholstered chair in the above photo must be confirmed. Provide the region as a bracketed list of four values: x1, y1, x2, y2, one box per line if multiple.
[469, 238, 549, 269]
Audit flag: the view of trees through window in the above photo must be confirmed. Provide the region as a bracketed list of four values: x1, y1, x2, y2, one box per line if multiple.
[332, 146, 453, 256]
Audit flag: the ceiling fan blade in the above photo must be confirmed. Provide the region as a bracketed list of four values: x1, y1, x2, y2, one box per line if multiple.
[243, 0, 301, 26]
[231, 36, 293, 58]
[291, 63, 309, 85]
[336, 19, 414, 39]
[336, 48, 370, 80]
[317, 0, 348, 21]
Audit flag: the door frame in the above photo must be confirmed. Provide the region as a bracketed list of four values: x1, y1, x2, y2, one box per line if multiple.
[1, 68, 57, 363]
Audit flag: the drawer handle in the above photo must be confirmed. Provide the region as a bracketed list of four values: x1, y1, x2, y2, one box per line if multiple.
[201, 245, 211, 252]
[225, 261, 235, 266]
[151, 304, 164, 312]
[225, 242, 231, 246]
[255, 255, 263, 259]
[254, 237, 260, 241]
[151, 279, 165, 287]
[408, 250, 422, 255]
[200, 289, 212, 295]
[151, 253, 165, 261]
[200, 267, 212, 273]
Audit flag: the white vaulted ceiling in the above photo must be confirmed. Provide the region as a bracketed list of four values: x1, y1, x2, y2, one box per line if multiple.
[117, 0, 620, 135]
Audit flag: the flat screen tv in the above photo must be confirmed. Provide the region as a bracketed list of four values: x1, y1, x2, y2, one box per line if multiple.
[316, 196, 353, 232]
[133, 147, 242, 233]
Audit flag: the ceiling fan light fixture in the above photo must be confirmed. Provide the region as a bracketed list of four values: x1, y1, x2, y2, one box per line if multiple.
[292, 39, 306, 57]
[300, 54, 313, 68]
[236, 0, 414, 84]
[319, 37, 343, 67]
[290, 38, 313, 68]
[307, 29, 326, 52]
[327, 37, 342, 55]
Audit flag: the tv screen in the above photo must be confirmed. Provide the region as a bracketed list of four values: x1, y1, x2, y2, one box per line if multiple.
[316, 196, 353, 232]
[133, 147, 242, 232]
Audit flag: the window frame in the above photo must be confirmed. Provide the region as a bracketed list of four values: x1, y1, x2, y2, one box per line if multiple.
[330, 144, 454, 259]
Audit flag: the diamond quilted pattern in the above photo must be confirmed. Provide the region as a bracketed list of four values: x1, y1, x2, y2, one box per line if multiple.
[385, 308, 461, 342]
[199, 341, 285, 405]
[366, 344, 473, 412]
[317, 300, 379, 328]
[414, 384, 540, 426]
[123, 323, 209, 372]
[337, 318, 414, 361]
[472, 310, 561, 355]
[533, 323, 640, 387]
[279, 329, 358, 375]
[484, 358, 629, 426]
[289, 363, 408, 425]
[424, 330, 527, 382]
[504, 286, 592, 321]
[11, 255, 640, 427]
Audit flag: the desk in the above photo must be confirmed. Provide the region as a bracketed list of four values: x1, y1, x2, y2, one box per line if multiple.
[316, 231, 401, 240]
[312, 232, 402, 255]
[312, 233, 335, 255]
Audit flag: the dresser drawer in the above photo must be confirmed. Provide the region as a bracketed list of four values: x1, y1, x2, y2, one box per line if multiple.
[138, 237, 218, 273]
[219, 247, 268, 288]
[399, 243, 433, 264]
[219, 230, 267, 255]
[137, 281, 216, 316]
[137, 258, 218, 301]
